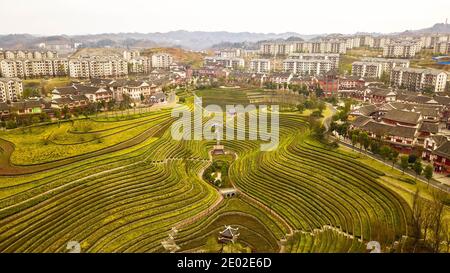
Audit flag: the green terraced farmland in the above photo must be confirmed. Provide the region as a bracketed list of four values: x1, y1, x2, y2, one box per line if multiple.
[0, 88, 420, 253]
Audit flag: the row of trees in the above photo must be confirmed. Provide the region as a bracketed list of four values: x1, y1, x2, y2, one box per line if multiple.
[0, 94, 139, 130]
[347, 129, 433, 183]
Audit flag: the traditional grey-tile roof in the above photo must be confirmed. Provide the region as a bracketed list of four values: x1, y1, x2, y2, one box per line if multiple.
[419, 122, 439, 134]
[53, 86, 77, 95]
[434, 141, 450, 158]
[352, 104, 379, 116]
[370, 88, 396, 97]
[361, 121, 417, 138]
[351, 116, 372, 128]
[382, 109, 421, 125]
[0, 102, 9, 111]
[11, 100, 42, 110]
[431, 135, 448, 148]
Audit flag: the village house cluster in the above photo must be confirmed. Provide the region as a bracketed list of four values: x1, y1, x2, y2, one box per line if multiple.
[0, 58, 187, 121]
[345, 88, 450, 172]
[0, 75, 171, 120]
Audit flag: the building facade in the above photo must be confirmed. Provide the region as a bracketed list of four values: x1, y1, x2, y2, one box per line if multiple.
[249, 59, 271, 73]
[0, 78, 23, 102]
[390, 67, 448, 92]
[383, 41, 418, 58]
[352, 62, 383, 78]
[283, 59, 332, 75]
[151, 53, 173, 69]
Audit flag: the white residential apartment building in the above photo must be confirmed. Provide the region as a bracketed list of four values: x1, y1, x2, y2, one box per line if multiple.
[283, 59, 332, 75]
[383, 41, 419, 58]
[0, 78, 23, 102]
[288, 53, 340, 70]
[260, 40, 346, 56]
[128, 57, 152, 74]
[0, 50, 58, 60]
[0, 58, 69, 78]
[294, 41, 346, 54]
[69, 57, 128, 78]
[217, 49, 242, 58]
[390, 67, 448, 92]
[360, 57, 410, 75]
[359, 36, 375, 48]
[204, 56, 245, 69]
[68, 58, 91, 78]
[434, 41, 450, 54]
[351, 62, 383, 78]
[0, 60, 25, 78]
[249, 59, 271, 73]
[373, 37, 391, 49]
[431, 34, 450, 49]
[260, 42, 295, 56]
[151, 53, 173, 69]
[123, 50, 140, 60]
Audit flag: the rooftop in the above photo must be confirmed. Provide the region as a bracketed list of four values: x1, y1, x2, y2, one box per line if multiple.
[383, 109, 421, 125]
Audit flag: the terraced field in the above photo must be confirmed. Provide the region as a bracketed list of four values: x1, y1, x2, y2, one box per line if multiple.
[0, 88, 414, 252]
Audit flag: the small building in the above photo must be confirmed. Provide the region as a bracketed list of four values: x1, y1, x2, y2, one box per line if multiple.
[10, 100, 42, 115]
[219, 188, 238, 198]
[218, 226, 240, 244]
[431, 141, 450, 173]
[213, 144, 225, 155]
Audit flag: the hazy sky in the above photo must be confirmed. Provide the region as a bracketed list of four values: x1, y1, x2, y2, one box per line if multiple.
[0, 0, 449, 35]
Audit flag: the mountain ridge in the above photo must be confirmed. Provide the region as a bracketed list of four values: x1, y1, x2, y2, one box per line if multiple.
[1, 23, 449, 51]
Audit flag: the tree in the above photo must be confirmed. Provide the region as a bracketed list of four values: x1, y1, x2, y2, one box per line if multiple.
[430, 190, 446, 253]
[39, 112, 50, 122]
[379, 146, 391, 161]
[408, 154, 417, 164]
[303, 100, 315, 109]
[424, 165, 433, 187]
[62, 106, 70, 119]
[5, 120, 17, 129]
[379, 71, 389, 85]
[390, 150, 399, 169]
[411, 190, 424, 252]
[315, 87, 324, 97]
[351, 134, 358, 148]
[22, 87, 40, 99]
[400, 155, 409, 174]
[358, 132, 369, 152]
[413, 160, 423, 181]
[296, 104, 304, 114]
[317, 101, 326, 116]
[336, 123, 349, 139]
[370, 141, 380, 154]
[31, 116, 40, 124]
[53, 109, 61, 119]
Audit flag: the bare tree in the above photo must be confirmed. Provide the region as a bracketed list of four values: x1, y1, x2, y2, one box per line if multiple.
[430, 190, 446, 253]
[421, 202, 434, 242]
[411, 189, 424, 252]
[441, 219, 450, 253]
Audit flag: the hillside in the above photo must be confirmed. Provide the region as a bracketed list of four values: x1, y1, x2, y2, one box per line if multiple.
[141, 47, 211, 68]
[69, 47, 124, 58]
